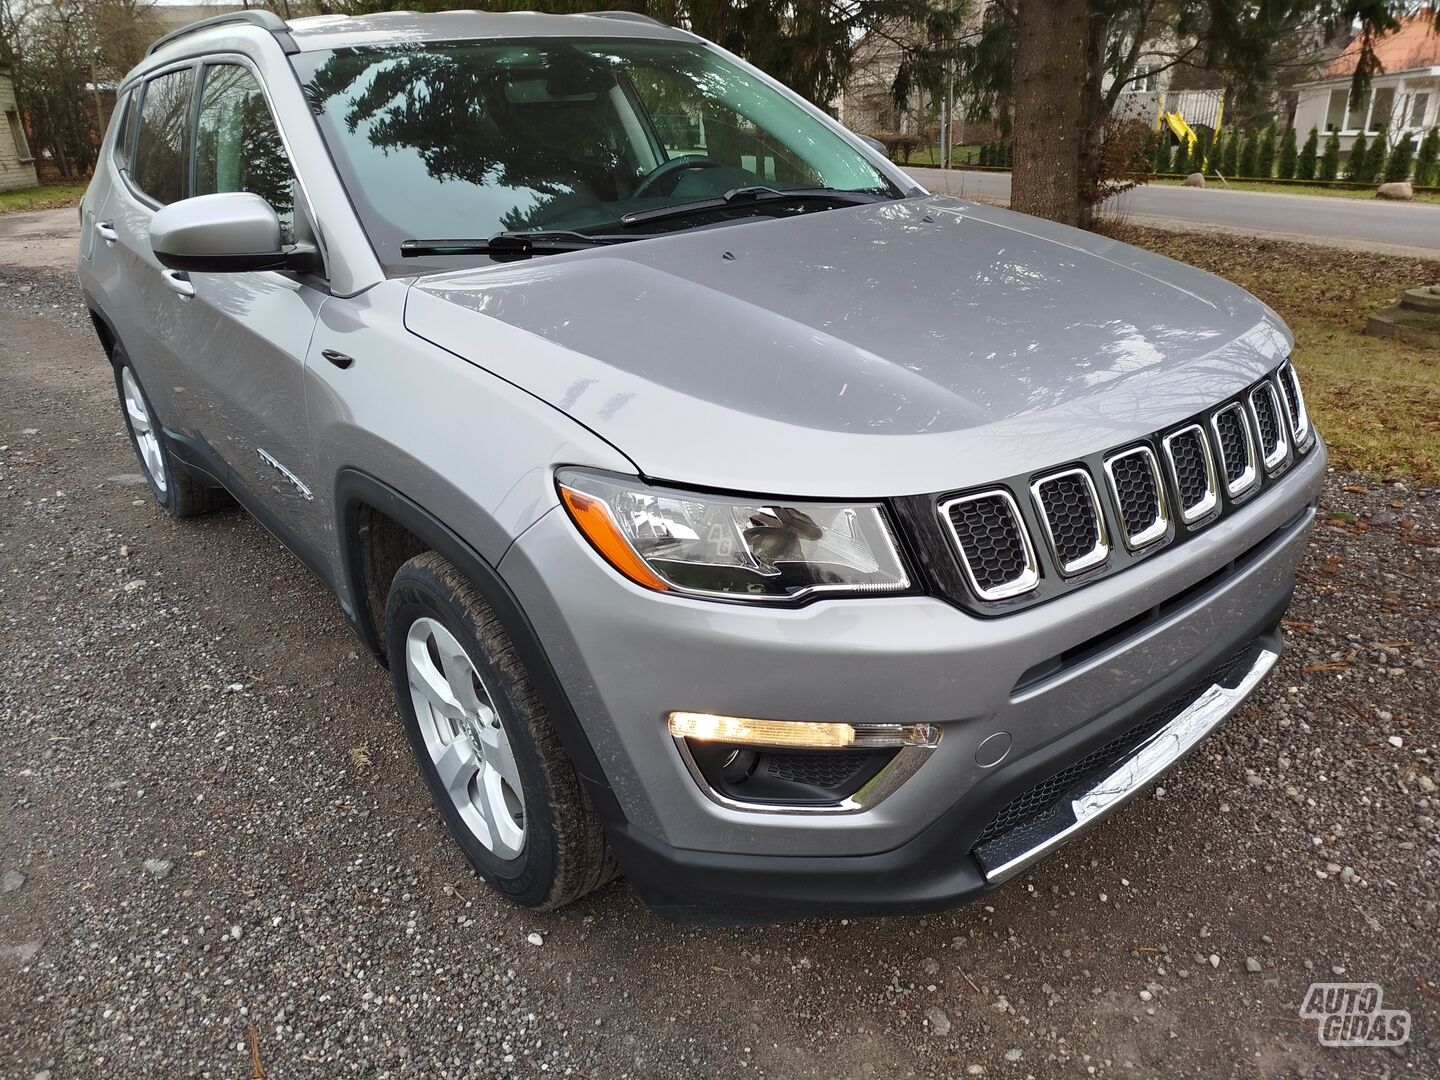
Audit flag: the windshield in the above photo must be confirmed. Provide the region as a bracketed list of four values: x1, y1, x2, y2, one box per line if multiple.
[291, 39, 899, 269]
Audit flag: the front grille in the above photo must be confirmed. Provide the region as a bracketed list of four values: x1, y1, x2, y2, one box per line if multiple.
[940, 490, 1038, 600]
[1276, 362, 1310, 445]
[1031, 468, 1108, 574]
[975, 643, 1258, 846]
[1103, 447, 1168, 549]
[767, 752, 872, 788]
[1249, 382, 1288, 470]
[1162, 425, 1218, 524]
[1210, 403, 1257, 496]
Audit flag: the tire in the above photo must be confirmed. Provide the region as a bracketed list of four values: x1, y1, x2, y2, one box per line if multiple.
[385, 551, 616, 909]
[112, 345, 231, 518]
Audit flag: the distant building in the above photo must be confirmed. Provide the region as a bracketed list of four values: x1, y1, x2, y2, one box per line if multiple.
[1, 62, 39, 192]
[1292, 13, 1440, 152]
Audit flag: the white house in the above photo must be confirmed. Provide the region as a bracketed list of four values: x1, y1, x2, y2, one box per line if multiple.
[1292, 13, 1440, 151]
[1, 62, 38, 193]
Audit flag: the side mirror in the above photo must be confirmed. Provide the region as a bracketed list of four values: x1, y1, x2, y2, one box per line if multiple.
[149, 192, 318, 274]
[854, 133, 887, 156]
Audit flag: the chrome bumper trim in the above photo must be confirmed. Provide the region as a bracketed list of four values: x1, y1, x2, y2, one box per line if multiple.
[979, 645, 1280, 884]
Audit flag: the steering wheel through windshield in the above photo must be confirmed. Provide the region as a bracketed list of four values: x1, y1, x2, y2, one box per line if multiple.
[632, 154, 724, 198]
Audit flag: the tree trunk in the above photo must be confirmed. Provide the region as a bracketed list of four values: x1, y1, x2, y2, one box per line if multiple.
[1010, 0, 1090, 227]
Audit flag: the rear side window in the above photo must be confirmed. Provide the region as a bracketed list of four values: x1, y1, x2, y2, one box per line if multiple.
[193, 64, 297, 243]
[132, 69, 194, 205]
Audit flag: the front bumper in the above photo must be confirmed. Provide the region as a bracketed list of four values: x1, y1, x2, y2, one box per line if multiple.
[497, 441, 1323, 919]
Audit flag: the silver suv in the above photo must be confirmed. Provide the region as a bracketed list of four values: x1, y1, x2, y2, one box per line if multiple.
[78, 9, 1324, 921]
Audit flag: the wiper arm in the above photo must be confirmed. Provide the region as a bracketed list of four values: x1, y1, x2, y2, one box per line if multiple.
[401, 230, 633, 262]
[619, 186, 888, 229]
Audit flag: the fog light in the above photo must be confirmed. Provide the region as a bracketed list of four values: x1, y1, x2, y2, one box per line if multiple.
[667, 711, 940, 750]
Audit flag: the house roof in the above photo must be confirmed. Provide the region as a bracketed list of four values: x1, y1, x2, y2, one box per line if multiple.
[1322, 12, 1440, 78]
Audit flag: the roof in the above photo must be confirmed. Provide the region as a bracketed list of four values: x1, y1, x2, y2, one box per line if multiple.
[1322, 12, 1440, 79]
[289, 10, 691, 53]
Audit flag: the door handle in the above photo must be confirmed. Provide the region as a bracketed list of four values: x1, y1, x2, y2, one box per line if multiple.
[95, 220, 118, 243]
[161, 268, 195, 299]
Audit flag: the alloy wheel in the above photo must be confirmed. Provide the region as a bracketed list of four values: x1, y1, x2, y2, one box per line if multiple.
[405, 616, 526, 859]
[120, 366, 167, 496]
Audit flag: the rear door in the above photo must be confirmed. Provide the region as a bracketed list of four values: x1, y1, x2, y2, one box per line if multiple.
[173, 59, 326, 552]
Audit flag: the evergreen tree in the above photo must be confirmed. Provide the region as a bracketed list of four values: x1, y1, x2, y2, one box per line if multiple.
[1174, 137, 1192, 175]
[1363, 127, 1388, 182]
[1344, 131, 1369, 180]
[1383, 132, 1415, 182]
[1296, 127, 1319, 180]
[1239, 128, 1260, 176]
[980, 142, 991, 166]
[1257, 121, 1278, 177]
[1416, 127, 1440, 187]
[1221, 128, 1241, 176]
[1277, 126, 1298, 178]
[1319, 129, 1342, 181]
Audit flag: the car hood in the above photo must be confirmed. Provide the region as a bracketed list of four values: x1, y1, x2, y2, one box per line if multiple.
[404, 196, 1291, 497]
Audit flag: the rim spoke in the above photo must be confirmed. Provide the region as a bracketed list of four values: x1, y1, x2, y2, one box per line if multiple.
[407, 633, 465, 722]
[476, 716, 523, 797]
[433, 737, 479, 799]
[478, 762, 525, 858]
[126, 398, 151, 433]
[432, 631, 484, 715]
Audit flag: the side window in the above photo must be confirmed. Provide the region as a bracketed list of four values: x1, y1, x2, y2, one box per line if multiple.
[111, 90, 135, 170]
[194, 64, 296, 244]
[133, 69, 194, 205]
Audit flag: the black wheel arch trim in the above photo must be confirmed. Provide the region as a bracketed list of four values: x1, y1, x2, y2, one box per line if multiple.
[333, 468, 616, 794]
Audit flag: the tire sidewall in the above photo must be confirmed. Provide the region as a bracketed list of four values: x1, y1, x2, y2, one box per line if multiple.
[112, 347, 178, 513]
[385, 567, 560, 906]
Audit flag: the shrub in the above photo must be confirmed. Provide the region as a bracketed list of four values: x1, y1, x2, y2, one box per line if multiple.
[1344, 131, 1369, 180]
[1221, 128, 1241, 176]
[1417, 127, 1440, 186]
[1173, 137, 1192, 175]
[1363, 127, 1388, 182]
[1238, 128, 1260, 176]
[1277, 126, 1297, 179]
[1384, 133, 1415, 182]
[1319, 129, 1342, 180]
[1296, 127, 1318, 181]
[1083, 117, 1154, 210]
[1257, 121, 1278, 177]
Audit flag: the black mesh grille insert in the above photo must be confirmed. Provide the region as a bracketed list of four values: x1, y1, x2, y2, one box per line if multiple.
[1168, 429, 1211, 513]
[1278, 365, 1304, 436]
[947, 494, 1030, 594]
[1251, 387, 1283, 461]
[975, 643, 1258, 846]
[1109, 452, 1161, 539]
[1213, 407, 1251, 487]
[1035, 472, 1101, 569]
[766, 752, 870, 788]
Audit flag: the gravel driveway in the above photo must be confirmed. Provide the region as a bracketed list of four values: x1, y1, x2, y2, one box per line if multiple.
[1, 264, 1436, 1079]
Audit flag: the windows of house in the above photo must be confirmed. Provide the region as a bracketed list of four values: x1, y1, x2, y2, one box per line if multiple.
[1368, 86, 1395, 132]
[4, 109, 30, 162]
[1325, 88, 1347, 132]
[1410, 91, 1431, 128]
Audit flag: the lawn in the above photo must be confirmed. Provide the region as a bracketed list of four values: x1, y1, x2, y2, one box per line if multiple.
[0, 183, 87, 214]
[900, 144, 982, 168]
[1151, 176, 1440, 204]
[1118, 226, 1440, 483]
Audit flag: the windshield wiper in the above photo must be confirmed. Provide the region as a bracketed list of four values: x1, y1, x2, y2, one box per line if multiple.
[401, 230, 634, 262]
[618, 186, 889, 229]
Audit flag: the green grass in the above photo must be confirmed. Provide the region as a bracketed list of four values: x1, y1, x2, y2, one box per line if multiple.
[1121, 227, 1440, 482]
[1151, 177, 1440, 204]
[900, 145, 982, 168]
[0, 183, 87, 214]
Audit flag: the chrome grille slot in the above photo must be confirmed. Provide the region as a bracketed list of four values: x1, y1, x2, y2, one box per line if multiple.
[1210, 403, 1258, 497]
[1276, 361, 1310, 446]
[1030, 468, 1109, 575]
[939, 490, 1039, 601]
[1103, 446, 1168, 549]
[1248, 381, 1289, 471]
[1162, 424, 1219, 525]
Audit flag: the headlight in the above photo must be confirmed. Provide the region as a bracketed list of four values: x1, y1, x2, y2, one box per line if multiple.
[556, 469, 911, 601]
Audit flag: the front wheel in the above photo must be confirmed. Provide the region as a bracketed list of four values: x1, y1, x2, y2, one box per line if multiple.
[385, 551, 616, 908]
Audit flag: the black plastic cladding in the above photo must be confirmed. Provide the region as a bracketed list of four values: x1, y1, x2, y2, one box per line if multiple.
[889, 368, 1307, 617]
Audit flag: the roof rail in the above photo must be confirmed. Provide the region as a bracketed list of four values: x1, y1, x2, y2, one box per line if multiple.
[586, 11, 668, 26]
[146, 10, 298, 57]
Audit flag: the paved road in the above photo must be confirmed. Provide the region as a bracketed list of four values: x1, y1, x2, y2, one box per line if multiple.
[906, 167, 1440, 256]
[1, 259, 1436, 1072]
[0, 208, 80, 271]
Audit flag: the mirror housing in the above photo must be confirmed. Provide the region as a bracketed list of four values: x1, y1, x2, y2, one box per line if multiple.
[853, 132, 887, 156]
[149, 192, 319, 274]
